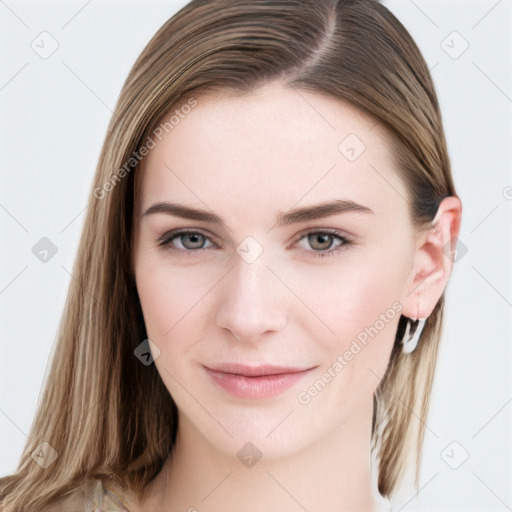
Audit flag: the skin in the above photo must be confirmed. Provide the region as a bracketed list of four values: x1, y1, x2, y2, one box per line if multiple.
[131, 81, 462, 511]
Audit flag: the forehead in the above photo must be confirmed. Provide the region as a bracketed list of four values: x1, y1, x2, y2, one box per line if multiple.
[137, 82, 408, 223]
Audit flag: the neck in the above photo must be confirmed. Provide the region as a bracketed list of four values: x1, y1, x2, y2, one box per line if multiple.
[141, 399, 383, 512]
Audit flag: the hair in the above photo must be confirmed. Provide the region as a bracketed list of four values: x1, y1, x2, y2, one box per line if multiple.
[0, 0, 457, 509]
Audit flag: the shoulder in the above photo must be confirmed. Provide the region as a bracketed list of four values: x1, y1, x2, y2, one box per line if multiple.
[41, 479, 132, 512]
[88, 479, 132, 512]
[0, 478, 134, 512]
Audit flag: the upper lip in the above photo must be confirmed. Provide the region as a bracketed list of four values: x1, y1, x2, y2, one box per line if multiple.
[205, 363, 314, 377]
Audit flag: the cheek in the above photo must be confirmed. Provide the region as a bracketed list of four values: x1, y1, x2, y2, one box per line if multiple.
[135, 261, 216, 399]
[135, 257, 219, 341]
[287, 249, 408, 391]
[284, 249, 406, 333]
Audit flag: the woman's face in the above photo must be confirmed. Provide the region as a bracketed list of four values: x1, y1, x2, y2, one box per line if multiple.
[133, 81, 419, 459]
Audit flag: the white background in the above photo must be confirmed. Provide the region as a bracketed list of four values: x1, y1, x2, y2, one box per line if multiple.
[1, 1, 511, 510]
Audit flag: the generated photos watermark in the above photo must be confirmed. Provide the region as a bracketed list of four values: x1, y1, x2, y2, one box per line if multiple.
[297, 301, 403, 405]
[93, 97, 198, 200]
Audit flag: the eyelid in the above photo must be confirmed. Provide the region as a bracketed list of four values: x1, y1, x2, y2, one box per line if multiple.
[290, 227, 353, 245]
[289, 228, 353, 258]
[156, 228, 221, 251]
[156, 227, 354, 257]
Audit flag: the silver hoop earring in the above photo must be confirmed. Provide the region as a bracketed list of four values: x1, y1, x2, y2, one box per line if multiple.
[402, 317, 427, 354]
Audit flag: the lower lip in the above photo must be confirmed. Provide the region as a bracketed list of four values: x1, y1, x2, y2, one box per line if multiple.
[205, 367, 312, 399]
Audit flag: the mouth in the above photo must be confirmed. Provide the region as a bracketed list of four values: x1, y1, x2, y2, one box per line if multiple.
[203, 363, 315, 399]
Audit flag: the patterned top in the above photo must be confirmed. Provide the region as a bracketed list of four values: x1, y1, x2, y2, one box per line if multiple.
[88, 480, 130, 512]
[86, 479, 392, 512]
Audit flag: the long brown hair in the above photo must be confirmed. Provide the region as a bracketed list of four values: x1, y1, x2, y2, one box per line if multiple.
[0, 0, 456, 509]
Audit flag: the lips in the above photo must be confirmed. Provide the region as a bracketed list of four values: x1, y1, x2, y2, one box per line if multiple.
[203, 363, 315, 399]
[206, 363, 311, 377]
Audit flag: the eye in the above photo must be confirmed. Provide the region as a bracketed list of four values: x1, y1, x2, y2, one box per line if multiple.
[295, 230, 352, 258]
[157, 230, 217, 253]
[156, 228, 352, 258]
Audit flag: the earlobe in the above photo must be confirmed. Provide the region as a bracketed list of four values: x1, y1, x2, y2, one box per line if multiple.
[402, 195, 463, 320]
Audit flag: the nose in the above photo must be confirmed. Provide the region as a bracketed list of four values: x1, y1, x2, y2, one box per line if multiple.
[213, 251, 288, 343]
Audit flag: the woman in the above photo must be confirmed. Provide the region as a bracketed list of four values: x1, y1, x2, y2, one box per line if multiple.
[0, 0, 462, 510]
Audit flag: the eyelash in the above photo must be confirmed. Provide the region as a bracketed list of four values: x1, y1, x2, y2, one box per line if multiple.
[156, 229, 352, 259]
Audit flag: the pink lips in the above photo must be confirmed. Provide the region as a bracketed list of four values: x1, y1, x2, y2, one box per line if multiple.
[204, 363, 314, 399]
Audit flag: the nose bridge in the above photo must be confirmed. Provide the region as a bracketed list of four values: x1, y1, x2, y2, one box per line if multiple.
[214, 248, 287, 342]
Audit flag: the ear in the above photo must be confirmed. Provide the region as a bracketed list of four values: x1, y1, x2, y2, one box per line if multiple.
[402, 196, 463, 319]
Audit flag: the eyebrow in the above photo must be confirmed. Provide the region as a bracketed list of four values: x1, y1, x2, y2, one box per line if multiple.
[141, 199, 373, 227]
